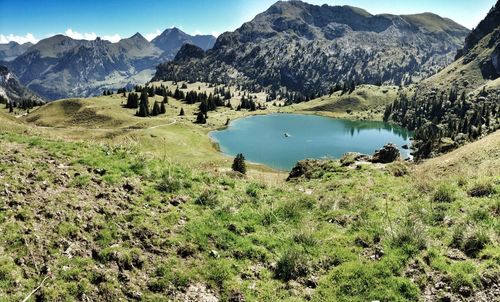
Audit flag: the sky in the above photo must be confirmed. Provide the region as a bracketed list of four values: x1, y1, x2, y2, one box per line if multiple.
[0, 0, 496, 44]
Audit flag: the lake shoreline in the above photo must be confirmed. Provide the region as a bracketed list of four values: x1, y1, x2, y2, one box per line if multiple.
[209, 113, 413, 171]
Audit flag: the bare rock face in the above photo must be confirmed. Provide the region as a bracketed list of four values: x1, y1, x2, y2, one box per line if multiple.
[0, 65, 44, 105]
[370, 143, 400, 163]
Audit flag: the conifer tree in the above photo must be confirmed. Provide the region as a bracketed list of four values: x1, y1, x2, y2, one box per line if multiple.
[151, 102, 161, 116]
[136, 102, 149, 117]
[160, 102, 166, 114]
[232, 153, 246, 174]
[196, 111, 206, 124]
[179, 108, 185, 116]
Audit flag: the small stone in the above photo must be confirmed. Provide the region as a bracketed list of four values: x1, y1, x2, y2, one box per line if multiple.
[93, 168, 107, 176]
[306, 275, 319, 288]
[209, 250, 219, 258]
[458, 285, 472, 297]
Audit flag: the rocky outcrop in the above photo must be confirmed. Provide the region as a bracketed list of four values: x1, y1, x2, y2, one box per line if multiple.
[370, 143, 401, 163]
[174, 44, 206, 61]
[457, 1, 500, 58]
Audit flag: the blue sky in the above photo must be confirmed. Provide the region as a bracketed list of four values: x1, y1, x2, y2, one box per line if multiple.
[0, 0, 496, 44]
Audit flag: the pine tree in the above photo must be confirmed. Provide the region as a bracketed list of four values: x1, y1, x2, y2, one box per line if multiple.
[232, 153, 246, 174]
[160, 102, 166, 114]
[8, 101, 13, 113]
[196, 111, 206, 124]
[136, 102, 149, 117]
[163, 95, 168, 104]
[179, 108, 185, 116]
[151, 102, 161, 116]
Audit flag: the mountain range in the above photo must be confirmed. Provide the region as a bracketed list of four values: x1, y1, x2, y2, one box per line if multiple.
[0, 28, 216, 100]
[154, 1, 469, 98]
[0, 65, 43, 104]
[0, 41, 33, 61]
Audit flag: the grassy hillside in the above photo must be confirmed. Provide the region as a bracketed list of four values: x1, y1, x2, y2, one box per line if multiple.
[0, 104, 499, 300]
[288, 85, 399, 120]
[13, 84, 287, 183]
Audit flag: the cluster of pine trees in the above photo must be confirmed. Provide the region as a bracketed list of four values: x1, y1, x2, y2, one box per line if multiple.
[124, 88, 166, 117]
[2, 96, 41, 113]
[102, 90, 113, 96]
[384, 87, 500, 159]
[237, 95, 258, 111]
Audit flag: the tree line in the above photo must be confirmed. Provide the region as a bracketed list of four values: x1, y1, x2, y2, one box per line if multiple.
[384, 86, 500, 159]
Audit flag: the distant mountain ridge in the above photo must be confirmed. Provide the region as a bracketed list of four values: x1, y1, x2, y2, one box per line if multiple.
[4, 28, 216, 100]
[0, 41, 33, 61]
[0, 65, 43, 105]
[154, 0, 469, 99]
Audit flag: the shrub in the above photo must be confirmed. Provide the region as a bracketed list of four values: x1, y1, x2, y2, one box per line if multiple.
[386, 162, 409, 177]
[246, 183, 263, 198]
[205, 259, 232, 287]
[432, 183, 455, 203]
[449, 225, 466, 249]
[275, 249, 309, 281]
[462, 230, 490, 258]
[468, 179, 495, 197]
[157, 171, 191, 193]
[391, 218, 426, 255]
[279, 200, 303, 222]
[293, 232, 318, 247]
[195, 189, 219, 207]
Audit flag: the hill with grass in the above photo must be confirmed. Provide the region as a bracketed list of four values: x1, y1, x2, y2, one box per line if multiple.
[0, 96, 498, 300]
[286, 84, 399, 119]
[154, 0, 468, 99]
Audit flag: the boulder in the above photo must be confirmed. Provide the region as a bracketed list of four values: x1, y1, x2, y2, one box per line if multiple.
[370, 143, 400, 163]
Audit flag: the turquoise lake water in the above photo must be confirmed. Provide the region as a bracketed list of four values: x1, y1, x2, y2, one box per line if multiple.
[210, 114, 412, 170]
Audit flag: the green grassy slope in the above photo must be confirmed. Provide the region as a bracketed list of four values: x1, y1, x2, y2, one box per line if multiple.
[0, 120, 498, 301]
[288, 85, 399, 120]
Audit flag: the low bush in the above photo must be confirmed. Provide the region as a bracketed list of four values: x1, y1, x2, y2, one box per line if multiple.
[468, 179, 495, 197]
[432, 183, 456, 203]
[274, 249, 309, 281]
[195, 189, 219, 207]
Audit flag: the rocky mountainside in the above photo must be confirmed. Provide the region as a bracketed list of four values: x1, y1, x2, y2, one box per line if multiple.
[0, 65, 43, 105]
[6, 29, 215, 100]
[457, 1, 500, 59]
[0, 41, 33, 61]
[153, 0, 469, 99]
[384, 2, 500, 159]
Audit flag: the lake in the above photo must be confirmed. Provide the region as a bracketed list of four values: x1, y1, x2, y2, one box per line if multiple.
[210, 113, 412, 170]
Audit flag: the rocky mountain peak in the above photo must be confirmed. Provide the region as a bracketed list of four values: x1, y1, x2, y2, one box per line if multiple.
[155, 1, 469, 98]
